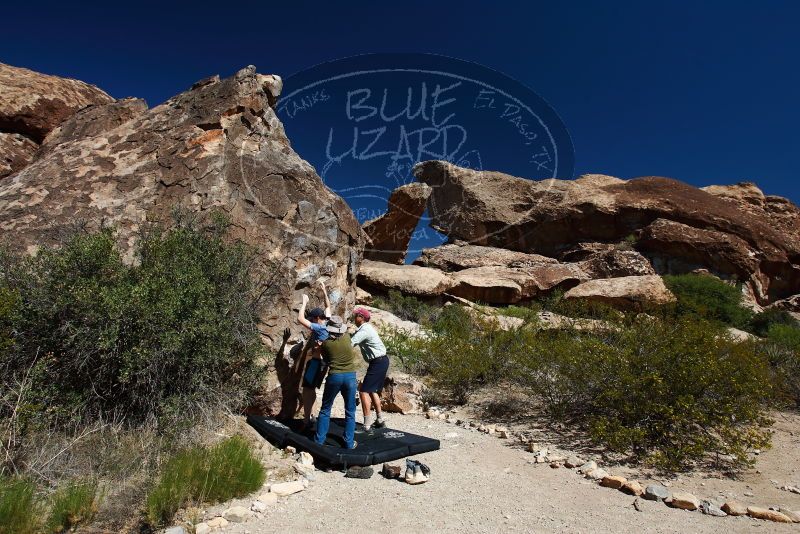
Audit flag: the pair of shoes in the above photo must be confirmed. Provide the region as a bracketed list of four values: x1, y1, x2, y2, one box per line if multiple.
[374, 414, 387, 428]
[404, 459, 431, 485]
[363, 412, 376, 431]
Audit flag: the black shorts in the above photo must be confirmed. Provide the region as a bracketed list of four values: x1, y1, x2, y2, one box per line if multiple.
[360, 356, 389, 393]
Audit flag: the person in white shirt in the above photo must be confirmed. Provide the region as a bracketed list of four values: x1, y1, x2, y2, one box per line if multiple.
[350, 307, 389, 430]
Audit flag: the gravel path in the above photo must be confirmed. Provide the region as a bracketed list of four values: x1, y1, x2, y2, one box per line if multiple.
[213, 414, 797, 534]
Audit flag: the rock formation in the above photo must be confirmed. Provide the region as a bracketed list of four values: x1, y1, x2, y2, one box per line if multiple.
[414, 160, 800, 304]
[0, 65, 364, 348]
[0, 62, 114, 178]
[564, 275, 676, 310]
[414, 243, 557, 271]
[363, 182, 431, 264]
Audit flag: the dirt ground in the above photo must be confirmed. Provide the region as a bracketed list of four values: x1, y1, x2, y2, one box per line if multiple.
[205, 405, 800, 534]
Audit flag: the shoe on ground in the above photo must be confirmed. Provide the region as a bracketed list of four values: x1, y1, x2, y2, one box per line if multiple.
[344, 465, 374, 479]
[363, 412, 376, 431]
[405, 459, 430, 485]
[374, 414, 387, 428]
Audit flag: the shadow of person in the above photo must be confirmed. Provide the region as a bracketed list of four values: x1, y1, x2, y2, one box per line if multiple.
[275, 328, 310, 421]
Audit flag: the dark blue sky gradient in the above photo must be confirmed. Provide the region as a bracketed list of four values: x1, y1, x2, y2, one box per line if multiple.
[3, 0, 799, 202]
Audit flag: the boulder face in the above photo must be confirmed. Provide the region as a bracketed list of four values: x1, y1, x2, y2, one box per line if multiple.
[363, 182, 431, 264]
[414, 243, 557, 271]
[414, 160, 800, 304]
[0, 133, 38, 178]
[0, 62, 113, 144]
[358, 260, 453, 298]
[564, 275, 676, 311]
[0, 65, 363, 347]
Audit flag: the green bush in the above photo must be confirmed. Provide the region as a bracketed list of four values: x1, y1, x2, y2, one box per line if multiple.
[371, 290, 440, 324]
[663, 274, 752, 328]
[45, 479, 100, 533]
[497, 303, 542, 323]
[749, 308, 798, 337]
[515, 316, 773, 470]
[761, 324, 800, 407]
[0, 217, 265, 425]
[146, 436, 265, 526]
[0, 477, 39, 534]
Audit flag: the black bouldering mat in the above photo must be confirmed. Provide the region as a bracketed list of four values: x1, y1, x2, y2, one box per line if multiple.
[247, 415, 440, 467]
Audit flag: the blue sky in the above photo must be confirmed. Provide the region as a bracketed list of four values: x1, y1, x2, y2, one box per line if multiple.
[3, 1, 798, 216]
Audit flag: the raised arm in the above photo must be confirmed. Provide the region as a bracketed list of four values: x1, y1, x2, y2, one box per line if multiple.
[297, 293, 312, 329]
[319, 279, 331, 318]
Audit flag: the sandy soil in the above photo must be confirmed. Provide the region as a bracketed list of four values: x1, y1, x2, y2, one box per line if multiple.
[204, 408, 800, 534]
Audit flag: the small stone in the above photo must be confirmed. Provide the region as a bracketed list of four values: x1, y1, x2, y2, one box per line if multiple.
[747, 506, 793, 523]
[721, 501, 748, 516]
[298, 451, 314, 466]
[578, 460, 597, 473]
[294, 462, 316, 481]
[743, 491, 754, 497]
[438, 413, 447, 420]
[546, 455, 566, 463]
[382, 463, 401, 479]
[194, 524, 211, 534]
[643, 484, 670, 501]
[781, 485, 800, 495]
[666, 491, 700, 511]
[699, 500, 727, 517]
[257, 493, 278, 505]
[223, 506, 252, 522]
[251, 500, 267, 513]
[549, 462, 562, 469]
[270, 480, 305, 496]
[497, 430, 510, 439]
[165, 527, 187, 534]
[584, 468, 609, 481]
[207, 517, 229, 528]
[778, 508, 800, 523]
[621, 480, 644, 496]
[564, 456, 584, 469]
[633, 498, 643, 512]
[600, 475, 627, 489]
[284, 446, 296, 454]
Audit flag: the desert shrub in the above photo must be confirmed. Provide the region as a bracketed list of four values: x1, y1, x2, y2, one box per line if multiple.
[371, 290, 440, 324]
[514, 316, 773, 471]
[760, 324, 800, 407]
[0, 217, 265, 425]
[0, 477, 39, 534]
[497, 303, 542, 323]
[749, 308, 798, 337]
[663, 273, 752, 328]
[45, 479, 100, 533]
[146, 436, 264, 527]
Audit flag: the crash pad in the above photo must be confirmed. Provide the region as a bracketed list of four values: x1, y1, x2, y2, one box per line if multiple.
[247, 415, 440, 467]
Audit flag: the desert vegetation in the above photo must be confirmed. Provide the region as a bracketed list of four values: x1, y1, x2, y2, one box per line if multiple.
[378, 278, 800, 472]
[0, 215, 270, 531]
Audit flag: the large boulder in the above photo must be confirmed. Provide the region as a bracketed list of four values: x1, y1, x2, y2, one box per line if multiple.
[0, 65, 363, 347]
[0, 63, 115, 179]
[564, 275, 676, 311]
[363, 182, 431, 264]
[414, 242, 557, 271]
[0, 62, 114, 143]
[358, 260, 453, 298]
[448, 263, 588, 304]
[414, 160, 800, 304]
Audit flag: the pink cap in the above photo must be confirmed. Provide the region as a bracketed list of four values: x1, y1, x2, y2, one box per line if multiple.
[352, 307, 371, 321]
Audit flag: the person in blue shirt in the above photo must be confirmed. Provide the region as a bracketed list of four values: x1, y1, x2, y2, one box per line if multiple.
[296, 280, 331, 432]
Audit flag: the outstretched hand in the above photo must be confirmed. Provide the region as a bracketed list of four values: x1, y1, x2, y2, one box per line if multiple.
[283, 327, 291, 342]
[301, 293, 309, 305]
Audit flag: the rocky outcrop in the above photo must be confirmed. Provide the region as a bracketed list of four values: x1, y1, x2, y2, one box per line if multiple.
[448, 263, 588, 303]
[414, 160, 800, 304]
[0, 133, 38, 178]
[380, 373, 426, 414]
[358, 260, 453, 298]
[564, 275, 676, 311]
[0, 62, 114, 143]
[363, 182, 431, 264]
[415, 243, 557, 271]
[0, 65, 363, 347]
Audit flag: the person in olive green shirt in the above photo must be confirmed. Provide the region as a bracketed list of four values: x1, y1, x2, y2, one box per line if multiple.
[314, 315, 359, 449]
